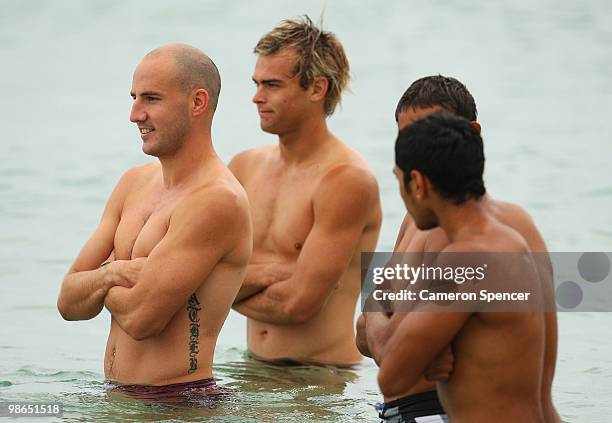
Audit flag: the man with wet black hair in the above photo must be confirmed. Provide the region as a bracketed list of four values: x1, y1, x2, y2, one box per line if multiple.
[394, 74, 478, 123]
[394, 111, 485, 203]
[378, 111, 547, 422]
[357, 75, 560, 422]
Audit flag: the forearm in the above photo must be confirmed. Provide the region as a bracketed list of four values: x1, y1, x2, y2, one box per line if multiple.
[379, 351, 425, 396]
[378, 312, 469, 397]
[234, 262, 294, 303]
[104, 286, 156, 340]
[57, 266, 110, 321]
[378, 325, 431, 396]
[233, 277, 312, 324]
[233, 291, 295, 324]
[235, 264, 271, 303]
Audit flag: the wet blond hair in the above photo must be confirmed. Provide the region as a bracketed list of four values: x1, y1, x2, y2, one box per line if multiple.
[254, 15, 349, 116]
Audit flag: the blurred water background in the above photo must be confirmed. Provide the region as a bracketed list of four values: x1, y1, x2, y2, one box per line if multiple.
[1, 0, 611, 421]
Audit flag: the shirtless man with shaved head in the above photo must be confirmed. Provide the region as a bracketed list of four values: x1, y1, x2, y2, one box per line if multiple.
[58, 44, 252, 397]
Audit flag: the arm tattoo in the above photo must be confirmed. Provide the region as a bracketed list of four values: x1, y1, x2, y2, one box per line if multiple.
[187, 293, 201, 374]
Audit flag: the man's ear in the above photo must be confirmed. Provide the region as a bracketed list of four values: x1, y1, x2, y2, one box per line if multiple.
[410, 170, 427, 201]
[471, 121, 481, 134]
[192, 88, 210, 116]
[310, 78, 329, 102]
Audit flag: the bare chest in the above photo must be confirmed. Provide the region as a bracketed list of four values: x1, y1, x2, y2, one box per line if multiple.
[244, 169, 319, 257]
[113, 192, 179, 260]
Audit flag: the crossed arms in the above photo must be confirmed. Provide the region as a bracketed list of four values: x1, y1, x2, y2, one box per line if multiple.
[57, 167, 247, 340]
[232, 165, 381, 324]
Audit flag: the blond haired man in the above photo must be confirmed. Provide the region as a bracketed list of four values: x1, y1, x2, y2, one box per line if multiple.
[230, 16, 382, 366]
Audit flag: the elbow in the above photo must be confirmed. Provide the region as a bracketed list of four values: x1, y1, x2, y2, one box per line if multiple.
[377, 371, 393, 397]
[378, 360, 419, 397]
[123, 316, 166, 341]
[356, 313, 366, 336]
[284, 299, 319, 324]
[57, 298, 74, 321]
[57, 296, 85, 321]
[57, 280, 76, 321]
[378, 366, 404, 398]
[356, 336, 371, 358]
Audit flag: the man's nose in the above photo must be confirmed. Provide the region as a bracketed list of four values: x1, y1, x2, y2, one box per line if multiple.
[130, 101, 146, 123]
[252, 86, 265, 104]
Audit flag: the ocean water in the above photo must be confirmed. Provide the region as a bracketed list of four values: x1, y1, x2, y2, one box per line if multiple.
[1, 0, 611, 421]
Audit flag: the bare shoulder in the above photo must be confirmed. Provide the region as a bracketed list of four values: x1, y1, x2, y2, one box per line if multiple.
[399, 213, 413, 233]
[492, 199, 536, 228]
[442, 223, 528, 254]
[317, 163, 380, 208]
[490, 199, 547, 252]
[117, 163, 160, 185]
[435, 239, 501, 274]
[440, 240, 488, 255]
[180, 176, 249, 226]
[165, 176, 251, 260]
[228, 144, 276, 178]
[393, 213, 414, 250]
[108, 162, 159, 205]
[330, 135, 371, 166]
[423, 228, 449, 252]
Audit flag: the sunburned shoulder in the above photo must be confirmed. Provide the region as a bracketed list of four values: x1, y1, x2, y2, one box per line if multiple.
[318, 163, 379, 199]
[171, 181, 250, 233]
[311, 164, 381, 227]
[192, 178, 248, 212]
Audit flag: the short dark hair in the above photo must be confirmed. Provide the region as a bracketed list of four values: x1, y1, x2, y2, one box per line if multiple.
[395, 111, 486, 204]
[395, 75, 477, 122]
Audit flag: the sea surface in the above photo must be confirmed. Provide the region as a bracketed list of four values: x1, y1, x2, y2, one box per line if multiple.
[1, 1, 611, 422]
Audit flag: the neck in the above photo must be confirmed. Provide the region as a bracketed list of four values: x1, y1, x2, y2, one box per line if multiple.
[158, 126, 216, 189]
[277, 115, 331, 164]
[434, 197, 488, 242]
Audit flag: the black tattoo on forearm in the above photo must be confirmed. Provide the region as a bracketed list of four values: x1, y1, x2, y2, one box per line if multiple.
[187, 293, 201, 374]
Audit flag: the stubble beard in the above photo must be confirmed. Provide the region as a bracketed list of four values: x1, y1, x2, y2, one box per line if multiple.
[143, 107, 191, 158]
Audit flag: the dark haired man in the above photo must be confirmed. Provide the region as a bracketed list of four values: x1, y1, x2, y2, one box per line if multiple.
[378, 112, 547, 422]
[229, 17, 381, 366]
[357, 75, 560, 422]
